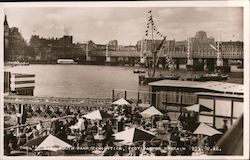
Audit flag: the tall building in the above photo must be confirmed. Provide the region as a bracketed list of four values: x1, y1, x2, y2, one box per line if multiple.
[190, 31, 216, 54]
[4, 15, 27, 61]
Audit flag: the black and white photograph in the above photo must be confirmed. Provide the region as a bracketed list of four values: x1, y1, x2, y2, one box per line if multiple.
[1, 1, 249, 159]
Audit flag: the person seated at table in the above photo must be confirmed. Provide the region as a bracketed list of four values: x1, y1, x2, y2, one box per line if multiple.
[171, 126, 179, 135]
[45, 106, 52, 115]
[36, 121, 45, 135]
[50, 116, 60, 135]
[27, 126, 39, 140]
[4, 130, 11, 155]
[17, 127, 27, 148]
[170, 133, 180, 147]
[170, 150, 178, 156]
[8, 129, 17, 150]
[56, 121, 67, 141]
[77, 130, 86, 147]
[190, 135, 198, 146]
[83, 117, 89, 131]
[64, 119, 71, 134]
[65, 106, 72, 115]
[178, 112, 186, 125]
[69, 115, 78, 126]
[103, 121, 114, 147]
[73, 114, 85, 132]
[85, 131, 95, 148]
[134, 111, 142, 122]
[152, 116, 157, 128]
[181, 146, 192, 155]
[103, 140, 116, 156]
[162, 112, 171, 121]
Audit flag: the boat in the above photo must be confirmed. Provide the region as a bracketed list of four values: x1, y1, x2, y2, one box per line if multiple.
[57, 59, 77, 64]
[138, 10, 179, 85]
[190, 73, 229, 82]
[5, 61, 29, 67]
[133, 69, 146, 74]
[140, 74, 179, 84]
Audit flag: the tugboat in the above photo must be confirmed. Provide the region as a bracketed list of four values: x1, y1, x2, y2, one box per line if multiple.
[138, 10, 179, 85]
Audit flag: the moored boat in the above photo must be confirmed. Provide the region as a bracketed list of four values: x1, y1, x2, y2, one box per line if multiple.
[138, 10, 178, 85]
[133, 69, 146, 74]
[192, 73, 229, 82]
[57, 59, 77, 64]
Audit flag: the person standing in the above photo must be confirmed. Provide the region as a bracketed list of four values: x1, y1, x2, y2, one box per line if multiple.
[222, 119, 228, 133]
[117, 118, 124, 132]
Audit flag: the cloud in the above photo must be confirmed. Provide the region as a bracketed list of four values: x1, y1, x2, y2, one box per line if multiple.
[4, 7, 243, 45]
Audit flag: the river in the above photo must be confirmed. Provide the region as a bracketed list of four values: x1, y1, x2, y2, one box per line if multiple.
[4, 64, 243, 99]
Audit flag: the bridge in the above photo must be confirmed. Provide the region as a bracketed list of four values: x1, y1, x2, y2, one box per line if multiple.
[85, 49, 243, 72]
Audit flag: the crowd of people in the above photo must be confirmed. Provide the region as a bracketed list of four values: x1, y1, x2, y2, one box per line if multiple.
[4, 102, 227, 156]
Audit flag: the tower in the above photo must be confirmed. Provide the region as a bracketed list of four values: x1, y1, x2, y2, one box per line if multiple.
[4, 15, 10, 61]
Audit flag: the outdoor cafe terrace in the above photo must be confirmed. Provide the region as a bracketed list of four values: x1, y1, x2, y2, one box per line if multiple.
[4, 97, 242, 156]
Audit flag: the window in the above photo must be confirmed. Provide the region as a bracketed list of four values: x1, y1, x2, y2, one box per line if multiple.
[199, 115, 213, 126]
[215, 99, 231, 117]
[233, 101, 243, 117]
[199, 98, 214, 115]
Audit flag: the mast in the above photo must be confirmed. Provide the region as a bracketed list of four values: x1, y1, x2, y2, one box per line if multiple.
[187, 35, 193, 65]
[140, 37, 144, 64]
[86, 41, 89, 61]
[105, 44, 110, 62]
[145, 10, 165, 77]
[150, 11, 156, 77]
[216, 33, 223, 67]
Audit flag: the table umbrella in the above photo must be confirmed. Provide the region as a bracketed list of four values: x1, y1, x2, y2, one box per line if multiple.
[112, 98, 130, 106]
[193, 123, 222, 136]
[185, 104, 213, 112]
[140, 106, 163, 117]
[23, 135, 48, 148]
[35, 134, 72, 152]
[113, 127, 155, 144]
[83, 109, 113, 120]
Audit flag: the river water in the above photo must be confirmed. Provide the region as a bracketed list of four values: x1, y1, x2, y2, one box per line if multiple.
[4, 64, 243, 99]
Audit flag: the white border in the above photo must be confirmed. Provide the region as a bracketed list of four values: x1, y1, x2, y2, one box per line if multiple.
[0, 0, 249, 160]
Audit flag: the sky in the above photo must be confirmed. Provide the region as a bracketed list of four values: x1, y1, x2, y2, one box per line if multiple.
[4, 7, 243, 45]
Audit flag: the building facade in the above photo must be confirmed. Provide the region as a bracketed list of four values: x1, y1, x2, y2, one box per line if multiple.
[4, 15, 27, 62]
[148, 80, 243, 128]
[4, 72, 35, 96]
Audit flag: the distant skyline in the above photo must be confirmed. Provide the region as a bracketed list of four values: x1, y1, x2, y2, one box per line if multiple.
[4, 7, 243, 45]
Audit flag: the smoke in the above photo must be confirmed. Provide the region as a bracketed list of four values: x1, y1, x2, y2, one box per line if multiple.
[63, 25, 72, 35]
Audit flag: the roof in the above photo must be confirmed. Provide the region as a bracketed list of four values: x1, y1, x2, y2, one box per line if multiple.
[149, 80, 243, 95]
[195, 92, 244, 99]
